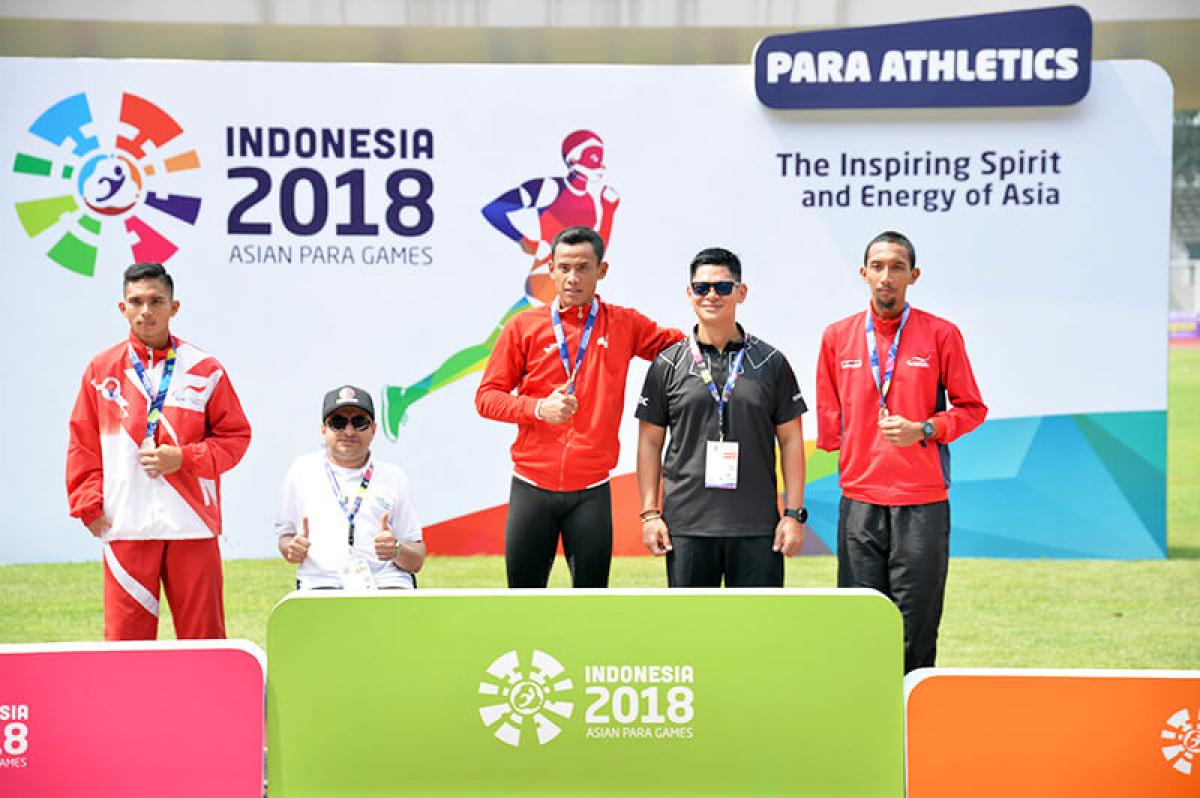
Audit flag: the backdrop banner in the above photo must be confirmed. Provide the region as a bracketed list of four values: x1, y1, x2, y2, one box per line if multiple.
[0, 57, 1170, 563]
[267, 589, 905, 797]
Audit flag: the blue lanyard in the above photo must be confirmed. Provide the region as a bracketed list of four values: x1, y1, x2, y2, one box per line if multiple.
[550, 298, 598, 394]
[127, 338, 177, 443]
[324, 459, 375, 546]
[865, 304, 909, 410]
[688, 334, 747, 441]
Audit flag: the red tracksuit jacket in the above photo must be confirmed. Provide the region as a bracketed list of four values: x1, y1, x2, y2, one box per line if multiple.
[816, 305, 987, 506]
[66, 333, 252, 538]
[476, 298, 682, 491]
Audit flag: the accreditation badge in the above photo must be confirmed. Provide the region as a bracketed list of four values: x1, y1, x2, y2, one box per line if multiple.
[705, 440, 740, 490]
[339, 548, 376, 590]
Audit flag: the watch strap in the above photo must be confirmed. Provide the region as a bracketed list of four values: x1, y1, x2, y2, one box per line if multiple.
[784, 507, 808, 523]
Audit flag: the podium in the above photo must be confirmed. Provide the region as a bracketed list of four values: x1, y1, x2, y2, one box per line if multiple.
[266, 588, 905, 797]
[0, 641, 265, 798]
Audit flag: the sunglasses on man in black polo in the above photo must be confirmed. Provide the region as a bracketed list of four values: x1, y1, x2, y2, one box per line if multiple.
[690, 280, 739, 296]
[326, 414, 372, 431]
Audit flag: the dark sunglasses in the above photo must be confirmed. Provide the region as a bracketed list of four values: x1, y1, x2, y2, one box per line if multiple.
[326, 414, 372, 431]
[690, 280, 738, 296]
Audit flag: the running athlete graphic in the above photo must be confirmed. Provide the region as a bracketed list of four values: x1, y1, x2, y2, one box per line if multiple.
[380, 130, 620, 439]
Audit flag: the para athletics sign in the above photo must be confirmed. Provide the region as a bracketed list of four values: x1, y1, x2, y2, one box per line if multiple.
[755, 6, 1093, 108]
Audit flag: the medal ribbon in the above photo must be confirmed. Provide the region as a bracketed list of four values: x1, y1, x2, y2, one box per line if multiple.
[324, 460, 375, 546]
[550, 298, 599, 394]
[128, 338, 177, 444]
[688, 334, 747, 441]
[865, 304, 910, 410]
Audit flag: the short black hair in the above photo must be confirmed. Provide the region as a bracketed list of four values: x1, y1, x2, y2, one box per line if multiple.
[551, 226, 606, 261]
[689, 247, 742, 281]
[123, 262, 174, 297]
[863, 231, 916, 268]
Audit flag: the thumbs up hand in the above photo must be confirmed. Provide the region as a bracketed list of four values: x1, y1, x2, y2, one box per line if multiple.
[374, 513, 401, 562]
[283, 517, 311, 564]
[536, 382, 579, 424]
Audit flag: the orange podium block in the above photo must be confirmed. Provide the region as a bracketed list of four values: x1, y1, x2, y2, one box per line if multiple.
[905, 669, 1200, 798]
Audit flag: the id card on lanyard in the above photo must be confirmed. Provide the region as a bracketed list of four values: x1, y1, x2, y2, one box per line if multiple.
[550, 298, 598, 393]
[128, 338, 177, 451]
[324, 459, 376, 590]
[689, 335, 747, 490]
[865, 304, 910, 417]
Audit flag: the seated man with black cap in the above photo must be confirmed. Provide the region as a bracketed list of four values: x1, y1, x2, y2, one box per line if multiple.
[276, 385, 425, 589]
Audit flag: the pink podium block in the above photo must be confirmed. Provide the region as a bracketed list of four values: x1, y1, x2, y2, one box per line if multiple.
[0, 642, 265, 798]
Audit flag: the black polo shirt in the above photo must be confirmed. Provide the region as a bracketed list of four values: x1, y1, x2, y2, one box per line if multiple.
[636, 328, 807, 538]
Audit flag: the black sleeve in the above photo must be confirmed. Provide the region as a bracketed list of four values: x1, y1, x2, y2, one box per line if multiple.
[635, 353, 671, 427]
[771, 354, 808, 425]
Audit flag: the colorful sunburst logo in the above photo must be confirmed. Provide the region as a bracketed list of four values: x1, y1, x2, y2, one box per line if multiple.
[12, 91, 202, 276]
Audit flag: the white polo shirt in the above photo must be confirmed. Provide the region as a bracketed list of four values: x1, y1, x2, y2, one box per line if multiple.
[275, 450, 423, 589]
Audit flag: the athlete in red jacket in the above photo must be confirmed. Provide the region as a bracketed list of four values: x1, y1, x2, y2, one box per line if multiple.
[66, 263, 251, 640]
[476, 226, 682, 587]
[817, 231, 986, 673]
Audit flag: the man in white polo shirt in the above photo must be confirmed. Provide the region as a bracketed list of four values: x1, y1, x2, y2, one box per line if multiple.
[276, 385, 425, 589]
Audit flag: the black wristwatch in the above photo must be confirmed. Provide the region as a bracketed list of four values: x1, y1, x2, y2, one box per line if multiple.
[921, 420, 936, 441]
[784, 507, 808, 523]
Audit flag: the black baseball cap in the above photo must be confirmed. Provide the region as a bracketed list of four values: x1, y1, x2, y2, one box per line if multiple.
[322, 385, 375, 421]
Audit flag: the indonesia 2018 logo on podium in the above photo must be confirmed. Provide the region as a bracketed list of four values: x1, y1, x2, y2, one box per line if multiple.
[1162, 707, 1200, 776]
[11, 91, 202, 277]
[477, 650, 575, 747]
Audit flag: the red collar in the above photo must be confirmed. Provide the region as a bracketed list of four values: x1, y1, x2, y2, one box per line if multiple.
[127, 332, 175, 360]
[868, 304, 905, 335]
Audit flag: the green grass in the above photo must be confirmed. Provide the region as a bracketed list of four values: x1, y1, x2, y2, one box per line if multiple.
[1168, 346, 1200, 558]
[3, 348, 1198, 669]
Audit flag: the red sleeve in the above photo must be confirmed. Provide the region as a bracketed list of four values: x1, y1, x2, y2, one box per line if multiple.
[475, 316, 539, 423]
[66, 366, 105, 526]
[931, 324, 987, 443]
[815, 326, 842, 452]
[179, 369, 252, 478]
[631, 311, 684, 362]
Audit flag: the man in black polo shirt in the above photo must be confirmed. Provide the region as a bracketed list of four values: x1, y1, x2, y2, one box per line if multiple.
[635, 247, 809, 587]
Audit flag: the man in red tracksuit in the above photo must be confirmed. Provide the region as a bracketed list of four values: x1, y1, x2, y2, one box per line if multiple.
[66, 262, 251, 640]
[476, 226, 683, 588]
[817, 231, 987, 673]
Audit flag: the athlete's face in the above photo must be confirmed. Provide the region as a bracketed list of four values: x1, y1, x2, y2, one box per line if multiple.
[687, 265, 746, 328]
[861, 242, 920, 317]
[550, 242, 608, 308]
[119, 278, 179, 349]
[322, 407, 376, 468]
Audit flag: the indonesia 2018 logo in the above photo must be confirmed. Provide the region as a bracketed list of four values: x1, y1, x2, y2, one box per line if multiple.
[477, 650, 575, 747]
[1162, 707, 1200, 776]
[12, 91, 202, 276]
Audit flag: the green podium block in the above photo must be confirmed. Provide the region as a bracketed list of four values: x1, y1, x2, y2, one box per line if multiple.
[267, 589, 903, 797]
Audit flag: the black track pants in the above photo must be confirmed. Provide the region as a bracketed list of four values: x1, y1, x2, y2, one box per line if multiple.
[666, 535, 783, 587]
[837, 497, 950, 673]
[505, 477, 613, 588]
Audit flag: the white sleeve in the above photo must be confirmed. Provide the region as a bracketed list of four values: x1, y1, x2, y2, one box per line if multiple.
[389, 469, 423, 544]
[274, 461, 302, 539]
